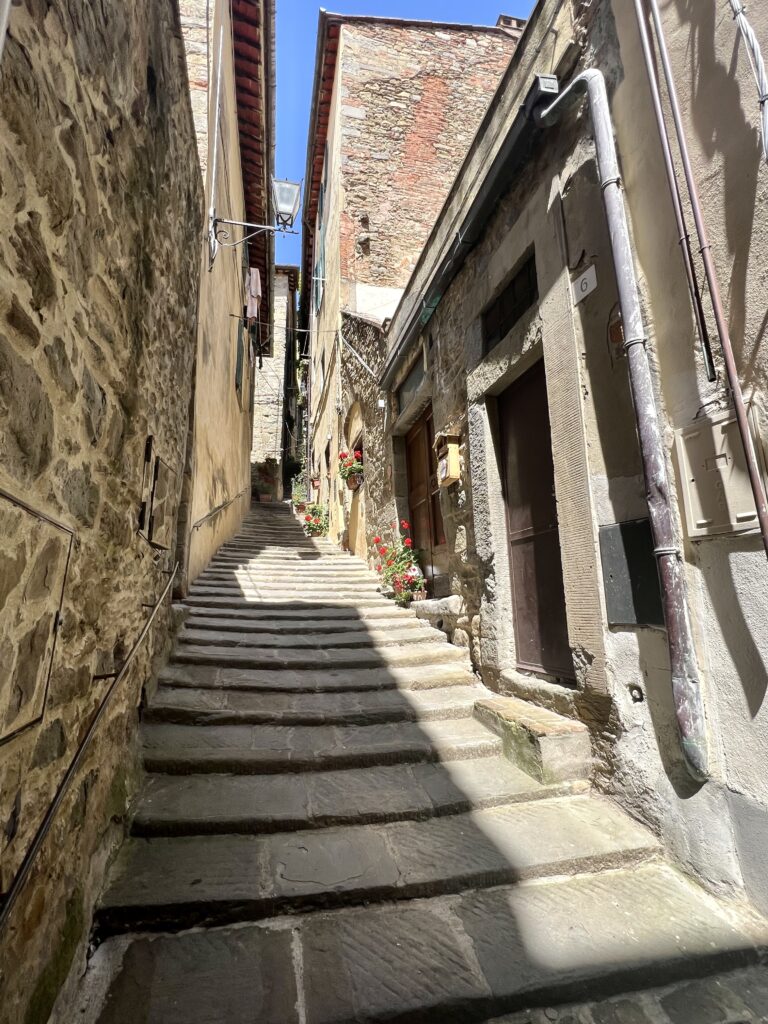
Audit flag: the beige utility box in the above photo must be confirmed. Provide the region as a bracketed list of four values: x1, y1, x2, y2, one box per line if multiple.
[675, 405, 767, 539]
[434, 432, 461, 488]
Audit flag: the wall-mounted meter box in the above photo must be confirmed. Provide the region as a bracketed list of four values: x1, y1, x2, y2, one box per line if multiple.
[434, 432, 461, 488]
[675, 405, 767, 539]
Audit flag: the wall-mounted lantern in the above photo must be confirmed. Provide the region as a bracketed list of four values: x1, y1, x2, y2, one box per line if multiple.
[208, 176, 301, 271]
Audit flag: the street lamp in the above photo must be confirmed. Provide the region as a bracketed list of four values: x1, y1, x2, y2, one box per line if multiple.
[208, 176, 301, 270]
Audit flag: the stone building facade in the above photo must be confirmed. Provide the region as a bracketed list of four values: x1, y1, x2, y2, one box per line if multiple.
[300, 13, 519, 551]
[0, 1, 274, 1021]
[176, 0, 275, 590]
[251, 265, 298, 501]
[371, 0, 768, 927]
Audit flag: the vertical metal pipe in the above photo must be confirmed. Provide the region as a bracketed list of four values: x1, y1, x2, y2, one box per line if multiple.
[633, 0, 716, 382]
[538, 70, 709, 780]
[644, 0, 768, 558]
[0, 0, 12, 65]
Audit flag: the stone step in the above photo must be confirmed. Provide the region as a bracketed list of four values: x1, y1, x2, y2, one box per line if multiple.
[170, 639, 469, 672]
[188, 583, 384, 600]
[158, 660, 475, 694]
[95, 796, 660, 936]
[88, 863, 767, 1023]
[141, 717, 502, 774]
[176, 625, 442, 651]
[199, 568, 373, 582]
[182, 612, 422, 634]
[144, 683, 484, 726]
[132, 757, 588, 837]
[182, 593, 403, 611]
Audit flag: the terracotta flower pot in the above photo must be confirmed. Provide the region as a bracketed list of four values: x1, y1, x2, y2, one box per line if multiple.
[346, 473, 362, 491]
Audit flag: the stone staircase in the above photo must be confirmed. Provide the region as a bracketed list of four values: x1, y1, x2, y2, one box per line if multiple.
[79, 503, 768, 1024]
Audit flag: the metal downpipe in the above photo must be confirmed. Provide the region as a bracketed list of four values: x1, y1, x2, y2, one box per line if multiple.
[643, 0, 768, 560]
[632, 0, 716, 383]
[537, 70, 709, 781]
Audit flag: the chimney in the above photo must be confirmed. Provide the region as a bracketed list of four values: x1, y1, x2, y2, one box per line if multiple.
[496, 14, 526, 44]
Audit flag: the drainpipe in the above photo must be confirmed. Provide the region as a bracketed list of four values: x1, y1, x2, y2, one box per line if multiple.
[537, 70, 709, 781]
[632, 0, 715, 383]
[0, 0, 11, 64]
[642, 0, 768, 560]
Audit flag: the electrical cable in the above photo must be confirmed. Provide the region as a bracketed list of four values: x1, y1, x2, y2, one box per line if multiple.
[728, 0, 768, 164]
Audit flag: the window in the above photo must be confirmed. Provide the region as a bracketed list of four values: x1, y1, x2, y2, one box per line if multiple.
[482, 250, 538, 352]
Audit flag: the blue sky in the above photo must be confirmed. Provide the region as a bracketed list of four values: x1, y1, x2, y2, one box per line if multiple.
[273, 0, 535, 266]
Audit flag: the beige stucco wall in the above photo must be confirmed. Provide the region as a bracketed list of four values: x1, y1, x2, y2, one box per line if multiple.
[180, 0, 254, 588]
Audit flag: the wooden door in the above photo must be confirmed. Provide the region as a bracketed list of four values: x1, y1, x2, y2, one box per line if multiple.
[405, 406, 445, 583]
[499, 361, 573, 679]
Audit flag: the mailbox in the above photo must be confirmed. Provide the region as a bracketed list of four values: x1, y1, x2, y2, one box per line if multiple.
[434, 432, 461, 487]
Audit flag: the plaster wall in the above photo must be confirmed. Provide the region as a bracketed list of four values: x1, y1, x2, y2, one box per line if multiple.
[180, 0, 254, 588]
[0, 1, 202, 1019]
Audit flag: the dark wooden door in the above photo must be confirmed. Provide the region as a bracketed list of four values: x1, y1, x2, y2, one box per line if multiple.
[406, 405, 445, 583]
[499, 361, 573, 679]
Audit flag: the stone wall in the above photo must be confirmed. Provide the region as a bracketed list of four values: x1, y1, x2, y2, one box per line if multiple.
[377, 0, 768, 922]
[308, 18, 517, 543]
[0, 1, 203, 1020]
[251, 268, 294, 501]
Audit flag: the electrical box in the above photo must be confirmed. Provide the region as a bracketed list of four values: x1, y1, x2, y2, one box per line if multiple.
[434, 432, 461, 488]
[599, 519, 664, 628]
[675, 405, 767, 539]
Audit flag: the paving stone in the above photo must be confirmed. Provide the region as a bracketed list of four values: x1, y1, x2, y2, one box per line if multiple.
[589, 999, 658, 1023]
[660, 976, 753, 1023]
[94, 926, 298, 1024]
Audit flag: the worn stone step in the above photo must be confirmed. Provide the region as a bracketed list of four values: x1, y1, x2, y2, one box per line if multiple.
[95, 796, 660, 935]
[177, 625, 442, 651]
[144, 683, 484, 726]
[198, 571, 374, 585]
[170, 639, 469, 672]
[207, 555, 370, 569]
[132, 757, 588, 837]
[183, 593, 398, 611]
[141, 718, 502, 774]
[189, 581, 383, 598]
[182, 612, 421, 634]
[87, 863, 767, 1024]
[158, 660, 475, 694]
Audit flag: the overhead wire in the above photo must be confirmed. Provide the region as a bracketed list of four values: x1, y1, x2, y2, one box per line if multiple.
[728, 0, 768, 164]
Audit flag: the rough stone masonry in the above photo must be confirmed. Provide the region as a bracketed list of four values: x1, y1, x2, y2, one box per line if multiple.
[0, 2, 203, 1022]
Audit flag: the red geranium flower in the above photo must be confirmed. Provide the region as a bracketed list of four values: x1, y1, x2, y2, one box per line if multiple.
[400, 520, 410, 529]
[304, 514, 312, 522]
[387, 559, 394, 566]
[378, 546, 387, 556]
[404, 538, 413, 548]
[354, 450, 362, 458]
[373, 536, 381, 544]
[376, 564, 382, 572]
[339, 452, 348, 459]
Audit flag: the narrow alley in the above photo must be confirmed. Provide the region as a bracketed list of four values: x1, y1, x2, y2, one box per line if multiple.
[70, 505, 768, 1022]
[3, 0, 768, 1021]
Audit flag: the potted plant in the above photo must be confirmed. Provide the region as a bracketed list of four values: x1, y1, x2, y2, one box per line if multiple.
[371, 519, 424, 606]
[302, 503, 329, 537]
[338, 449, 364, 490]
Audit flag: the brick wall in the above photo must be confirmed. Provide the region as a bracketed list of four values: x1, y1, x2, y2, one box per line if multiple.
[338, 23, 515, 303]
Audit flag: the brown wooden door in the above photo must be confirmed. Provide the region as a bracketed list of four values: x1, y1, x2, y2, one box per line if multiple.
[405, 405, 445, 583]
[499, 361, 573, 679]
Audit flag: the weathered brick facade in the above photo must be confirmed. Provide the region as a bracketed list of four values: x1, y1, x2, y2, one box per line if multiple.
[302, 15, 517, 547]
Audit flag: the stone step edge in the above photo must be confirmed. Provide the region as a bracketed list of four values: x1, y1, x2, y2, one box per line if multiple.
[474, 695, 592, 784]
[142, 687, 483, 727]
[131, 771, 591, 837]
[156, 665, 476, 694]
[94, 805, 661, 939]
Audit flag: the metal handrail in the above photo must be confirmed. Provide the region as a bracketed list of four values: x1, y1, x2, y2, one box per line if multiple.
[0, 564, 178, 931]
